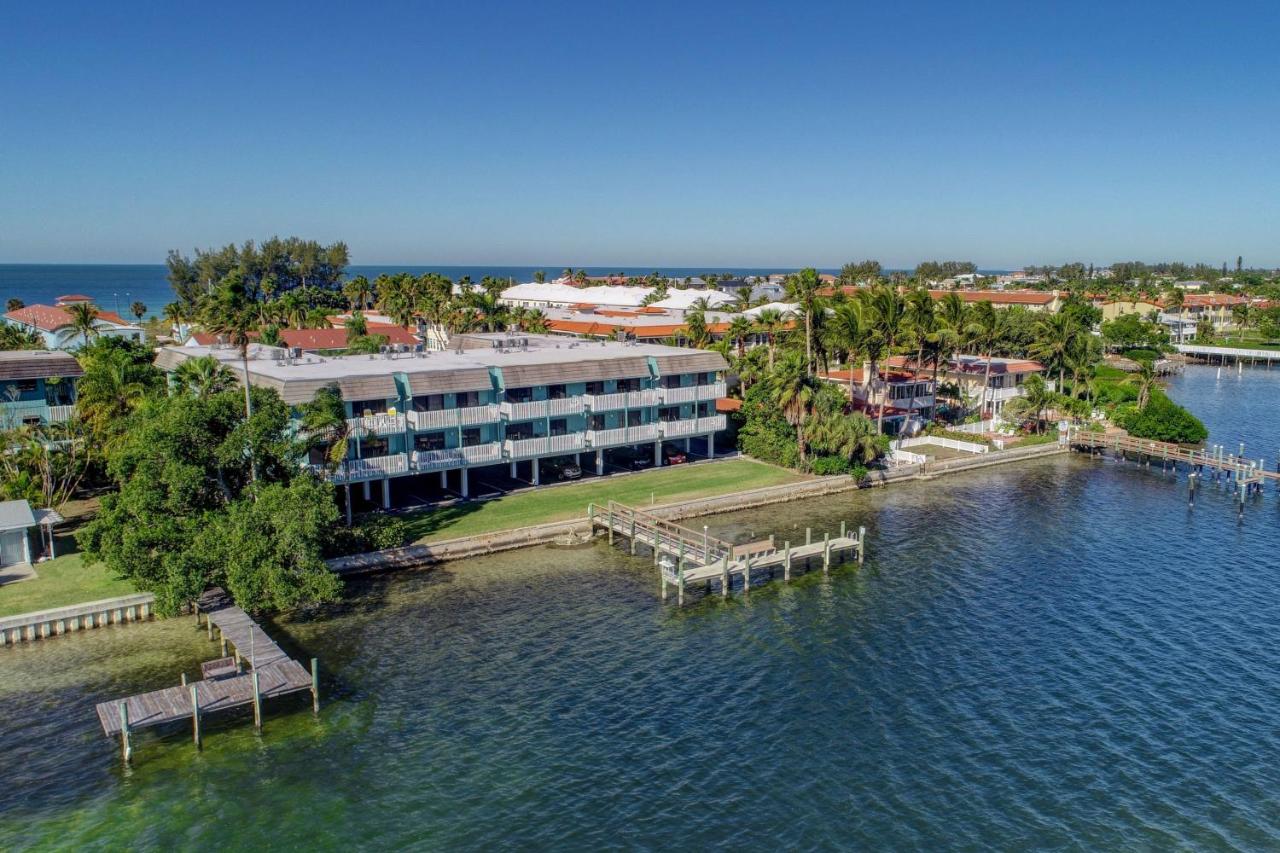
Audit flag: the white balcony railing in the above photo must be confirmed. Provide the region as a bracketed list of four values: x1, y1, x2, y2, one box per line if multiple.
[585, 423, 660, 448]
[547, 397, 585, 416]
[503, 433, 586, 459]
[407, 404, 500, 431]
[48, 404, 76, 422]
[659, 415, 727, 438]
[328, 453, 410, 483]
[583, 389, 660, 411]
[347, 413, 406, 435]
[657, 381, 727, 405]
[412, 441, 503, 471]
[499, 399, 547, 420]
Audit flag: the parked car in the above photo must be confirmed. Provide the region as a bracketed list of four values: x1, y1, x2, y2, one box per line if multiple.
[662, 446, 688, 465]
[612, 448, 654, 471]
[542, 456, 582, 480]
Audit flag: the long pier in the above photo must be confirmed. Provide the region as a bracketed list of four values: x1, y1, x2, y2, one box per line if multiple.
[1067, 428, 1277, 516]
[94, 588, 318, 763]
[590, 500, 864, 604]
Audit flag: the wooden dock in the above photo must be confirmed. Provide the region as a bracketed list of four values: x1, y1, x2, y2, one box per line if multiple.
[589, 501, 864, 604]
[94, 588, 318, 762]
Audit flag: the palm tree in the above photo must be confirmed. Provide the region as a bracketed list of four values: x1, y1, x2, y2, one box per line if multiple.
[67, 302, 99, 348]
[1030, 312, 1079, 392]
[1129, 361, 1158, 410]
[785, 268, 823, 372]
[903, 288, 936, 425]
[968, 301, 1006, 420]
[343, 275, 373, 312]
[76, 352, 149, 441]
[1018, 374, 1057, 433]
[935, 292, 970, 351]
[864, 285, 906, 434]
[171, 355, 235, 399]
[683, 308, 711, 348]
[770, 353, 817, 466]
[533, 270, 547, 284]
[468, 292, 509, 332]
[130, 301, 147, 324]
[754, 308, 786, 368]
[825, 300, 865, 403]
[300, 385, 357, 525]
[202, 272, 260, 478]
[727, 315, 754, 358]
[345, 311, 368, 343]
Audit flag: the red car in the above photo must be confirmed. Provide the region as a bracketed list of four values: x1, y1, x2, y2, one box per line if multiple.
[662, 447, 687, 465]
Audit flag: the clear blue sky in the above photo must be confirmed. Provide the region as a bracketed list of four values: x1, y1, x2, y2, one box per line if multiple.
[3, 1, 1278, 268]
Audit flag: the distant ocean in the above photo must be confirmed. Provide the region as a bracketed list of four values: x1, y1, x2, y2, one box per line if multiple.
[0, 264, 837, 319]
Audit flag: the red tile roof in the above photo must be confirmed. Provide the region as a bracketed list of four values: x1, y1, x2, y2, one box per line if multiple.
[5, 303, 138, 333]
[928, 289, 1056, 305]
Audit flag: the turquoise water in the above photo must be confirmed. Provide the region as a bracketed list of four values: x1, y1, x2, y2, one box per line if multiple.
[1, 365, 1278, 849]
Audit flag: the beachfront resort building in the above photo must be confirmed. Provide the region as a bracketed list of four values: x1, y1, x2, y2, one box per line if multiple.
[156, 334, 729, 510]
[0, 351, 82, 430]
[2, 295, 144, 351]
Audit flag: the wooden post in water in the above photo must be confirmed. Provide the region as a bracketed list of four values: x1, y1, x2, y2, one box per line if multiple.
[720, 554, 729, 598]
[118, 702, 131, 764]
[190, 684, 201, 749]
[858, 526, 866, 564]
[607, 508, 614, 544]
[180, 672, 187, 686]
[840, 521, 846, 539]
[742, 555, 750, 596]
[251, 670, 262, 731]
[784, 540, 792, 581]
[806, 527, 812, 545]
[629, 519, 636, 555]
[823, 532, 830, 574]
[677, 560, 685, 607]
[311, 658, 320, 714]
[207, 617, 213, 640]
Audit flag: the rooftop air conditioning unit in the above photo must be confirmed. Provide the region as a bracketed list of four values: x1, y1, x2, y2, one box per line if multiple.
[290, 347, 303, 359]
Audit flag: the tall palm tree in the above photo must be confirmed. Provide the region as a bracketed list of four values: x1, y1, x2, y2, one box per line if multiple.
[1030, 313, 1079, 392]
[726, 315, 754, 358]
[903, 288, 937, 425]
[684, 308, 711, 348]
[825, 300, 865, 403]
[754, 308, 786, 368]
[771, 353, 817, 466]
[67, 302, 99, 348]
[935, 292, 970, 352]
[864, 285, 906, 434]
[300, 385, 357, 525]
[202, 272, 260, 478]
[130, 301, 147, 324]
[968, 301, 1006, 419]
[76, 352, 149, 441]
[785, 268, 823, 372]
[343, 275, 374, 312]
[468, 292, 509, 332]
[345, 310, 368, 343]
[1130, 361, 1158, 410]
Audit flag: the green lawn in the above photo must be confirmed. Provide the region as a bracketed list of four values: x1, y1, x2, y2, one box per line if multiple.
[0, 553, 138, 618]
[1209, 337, 1280, 352]
[403, 459, 808, 543]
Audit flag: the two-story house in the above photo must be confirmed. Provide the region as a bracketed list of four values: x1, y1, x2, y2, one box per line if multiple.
[0, 351, 82, 430]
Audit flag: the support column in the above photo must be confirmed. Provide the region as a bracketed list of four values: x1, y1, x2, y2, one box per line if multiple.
[510, 460, 517, 479]
[362, 480, 371, 500]
[532, 458, 540, 486]
[596, 449, 604, 475]
[382, 477, 391, 509]
[654, 441, 662, 466]
[705, 433, 714, 458]
[440, 470, 448, 488]
[461, 468, 469, 498]
[684, 437, 691, 452]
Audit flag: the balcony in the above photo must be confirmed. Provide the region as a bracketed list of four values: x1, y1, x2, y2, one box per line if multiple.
[412, 442, 503, 471]
[657, 381, 727, 405]
[499, 397, 585, 420]
[503, 433, 586, 459]
[585, 423, 660, 448]
[0, 401, 76, 428]
[658, 415, 727, 438]
[407, 404, 500, 431]
[347, 413, 406, 435]
[583, 389, 659, 411]
[328, 453, 409, 483]
[48, 404, 76, 422]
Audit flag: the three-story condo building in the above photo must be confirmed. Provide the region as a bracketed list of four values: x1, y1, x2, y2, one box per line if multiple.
[156, 334, 729, 509]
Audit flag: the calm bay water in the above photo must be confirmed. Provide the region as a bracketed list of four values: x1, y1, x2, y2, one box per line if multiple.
[1, 364, 1278, 850]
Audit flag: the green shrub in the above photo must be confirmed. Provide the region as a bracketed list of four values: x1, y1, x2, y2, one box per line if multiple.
[1117, 391, 1208, 443]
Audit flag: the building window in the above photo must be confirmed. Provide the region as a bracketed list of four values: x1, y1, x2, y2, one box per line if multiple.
[697, 402, 712, 418]
[457, 391, 481, 408]
[549, 418, 568, 436]
[506, 422, 534, 440]
[585, 381, 605, 395]
[547, 384, 567, 400]
[589, 414, 607, 430]
[659, 406, 681, 422]
[506, 386, 533, 403]
[351, 399, 387, 417]
[461, 428, 482, 447]
[620, 377, 641, 392]
[360, 437, 389, 457]
[413, 394, 445, 412]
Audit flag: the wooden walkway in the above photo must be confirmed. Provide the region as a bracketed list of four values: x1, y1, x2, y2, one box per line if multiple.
[590, 501, 864, 604]
[1068, 429, 1278, 485]
[94, 588, 318, 761]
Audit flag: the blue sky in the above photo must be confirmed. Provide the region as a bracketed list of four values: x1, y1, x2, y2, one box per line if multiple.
[2, 1, 1278, 268]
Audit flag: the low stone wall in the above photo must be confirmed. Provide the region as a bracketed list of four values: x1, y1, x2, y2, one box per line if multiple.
[0, 593, 157, 646]
[329, 443, 1068, 577]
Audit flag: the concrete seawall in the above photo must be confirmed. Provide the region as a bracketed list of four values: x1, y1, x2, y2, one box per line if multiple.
[0, 593, 157, 646]
[329, 443, 1068, 576]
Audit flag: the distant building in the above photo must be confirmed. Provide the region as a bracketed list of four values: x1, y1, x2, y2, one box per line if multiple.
[818, 362, 935, 435]
[887, 354, 1049, 419]
[927, 290, 1062, 313]
[3, 295, 144, 351]
[0, 350, 82, 429]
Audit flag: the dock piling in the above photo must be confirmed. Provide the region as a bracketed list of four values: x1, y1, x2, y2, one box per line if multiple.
[858, 526, 866, 564]
[823, 532, 830, 574]
[720, 554, 729, 598]
[311, 658, 320, 714]
[118, 702, 131, 764]
[784, 541, 791, 581]
[251, 670, 262, 731]
[190, 684, 201, 749]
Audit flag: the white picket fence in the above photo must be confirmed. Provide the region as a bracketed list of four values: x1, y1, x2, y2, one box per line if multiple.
[897, 436, 988, 455]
